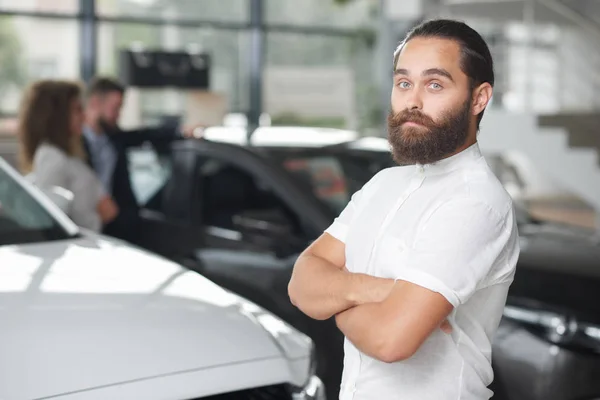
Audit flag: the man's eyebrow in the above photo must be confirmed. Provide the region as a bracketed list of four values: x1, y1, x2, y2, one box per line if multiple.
[393, 68, 455, 82]
[423, 68, 454, 82]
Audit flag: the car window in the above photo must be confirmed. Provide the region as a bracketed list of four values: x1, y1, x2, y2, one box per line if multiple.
[265, 149, 381, 216]
[127, 145, 172, 206]
[0, 163, 72, 245]
[281, 156, 351, 216]
[196, 156, 305, 238]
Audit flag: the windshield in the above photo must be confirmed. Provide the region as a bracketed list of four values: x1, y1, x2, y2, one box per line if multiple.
[0, 160, 72, 245]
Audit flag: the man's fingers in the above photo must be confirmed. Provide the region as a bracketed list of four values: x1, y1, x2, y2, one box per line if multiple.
[440, 319, 452, 334]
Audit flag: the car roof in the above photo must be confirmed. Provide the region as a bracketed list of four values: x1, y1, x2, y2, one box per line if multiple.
[344, 136, 390, 152]
[202, 126, 359, 147]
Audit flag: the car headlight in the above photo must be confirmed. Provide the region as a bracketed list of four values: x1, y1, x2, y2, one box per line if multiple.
[503, 300, 600, 353]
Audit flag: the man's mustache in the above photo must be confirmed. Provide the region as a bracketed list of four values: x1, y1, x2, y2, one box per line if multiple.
[390, 110, 436, 128]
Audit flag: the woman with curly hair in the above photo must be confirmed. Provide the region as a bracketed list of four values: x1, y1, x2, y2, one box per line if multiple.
[18, 80, 118, 231]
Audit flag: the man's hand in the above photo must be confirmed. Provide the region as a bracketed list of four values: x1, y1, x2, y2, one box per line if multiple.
[97, 195, 119, 224]
[181, 124, 206, 138]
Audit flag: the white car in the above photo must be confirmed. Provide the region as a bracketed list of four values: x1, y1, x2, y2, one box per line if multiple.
[0, 157, 324, 400]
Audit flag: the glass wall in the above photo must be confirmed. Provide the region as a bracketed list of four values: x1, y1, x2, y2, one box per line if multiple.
[0, 0, 78, 13]
[265, 0, 375, 29]
[264, 31, 375, 130]
[447, 16, 564, 114]
[98, 22, 249, 125]
[0, 0, 377, 134]
[0, 15, 80, 115]
[96, 0, 248, 23]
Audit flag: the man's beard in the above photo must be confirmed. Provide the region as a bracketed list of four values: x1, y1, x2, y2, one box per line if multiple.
[387, 99, 472, 165]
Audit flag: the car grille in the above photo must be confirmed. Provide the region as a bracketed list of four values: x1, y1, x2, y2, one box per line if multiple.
[193, 384, 291, 400]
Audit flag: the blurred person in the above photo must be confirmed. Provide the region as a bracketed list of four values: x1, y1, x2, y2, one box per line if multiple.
[288, 19, 520, 400]
[18, 80, 118, 231]
[82, 77, 198, 243]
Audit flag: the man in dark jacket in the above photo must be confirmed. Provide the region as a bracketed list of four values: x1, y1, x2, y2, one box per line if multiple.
[82, 77, 197, 243]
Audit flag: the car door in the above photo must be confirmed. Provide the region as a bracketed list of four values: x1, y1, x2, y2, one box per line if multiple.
[126, 142, 205, 260]
[174, 139, 329, 308]
[126, 140, 352, 399]
[174, 140, 344, 400]
[127, 139, 331, 311]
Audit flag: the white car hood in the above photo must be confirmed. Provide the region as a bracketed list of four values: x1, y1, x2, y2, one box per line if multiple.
[0, 234, 311, 399]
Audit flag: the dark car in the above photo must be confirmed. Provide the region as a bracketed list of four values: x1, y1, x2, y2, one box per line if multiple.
[126, 128, 600, 400]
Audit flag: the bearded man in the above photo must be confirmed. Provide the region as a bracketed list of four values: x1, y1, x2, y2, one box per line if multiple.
[288, 19, 520, 400]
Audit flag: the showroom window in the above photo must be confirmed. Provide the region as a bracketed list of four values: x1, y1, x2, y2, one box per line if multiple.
[97, 22, 249, 126]
[0, 0, 376, 133]
[96, 0, 249, 23]
[0, 0, 78, 13]
[0, 16, 79, 117]
[265, 0, 375, 29]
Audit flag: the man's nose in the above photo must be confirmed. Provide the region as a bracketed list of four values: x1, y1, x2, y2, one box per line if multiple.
[406, 90, 423, 110]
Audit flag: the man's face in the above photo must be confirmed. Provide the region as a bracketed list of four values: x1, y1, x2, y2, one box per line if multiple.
[388, 37, 474, 165]
[96, 91, 123, 129]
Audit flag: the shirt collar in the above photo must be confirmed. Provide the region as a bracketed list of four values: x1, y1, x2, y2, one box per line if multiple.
[415, 142, 482, 176]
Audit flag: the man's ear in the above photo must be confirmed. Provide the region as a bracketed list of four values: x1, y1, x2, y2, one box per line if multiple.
[472, 83, 493, 117]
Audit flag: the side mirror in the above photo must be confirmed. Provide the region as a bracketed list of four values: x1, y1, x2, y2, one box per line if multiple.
[42, 186, 74, 215]
[232, 209, 302, 257]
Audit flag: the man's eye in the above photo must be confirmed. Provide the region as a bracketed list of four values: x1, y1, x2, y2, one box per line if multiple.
[430, 82, 443, 90]
[397, 81, 411, 89]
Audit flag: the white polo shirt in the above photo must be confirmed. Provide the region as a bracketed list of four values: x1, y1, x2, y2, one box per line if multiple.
[326, 143, 520, 400]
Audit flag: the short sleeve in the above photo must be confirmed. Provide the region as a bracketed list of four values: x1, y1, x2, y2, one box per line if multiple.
[394, 198, 517, 307]
[324, 170, 385, 243]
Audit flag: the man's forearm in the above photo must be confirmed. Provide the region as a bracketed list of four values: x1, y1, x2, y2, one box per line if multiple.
[288, 254, 394, 321]
[336, 280, 454, 364]
[335, 303, 389, 360]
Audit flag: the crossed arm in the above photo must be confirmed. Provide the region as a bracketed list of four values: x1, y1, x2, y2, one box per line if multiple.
[288, 233, 453, 363]
[288, 233, 396, 320]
